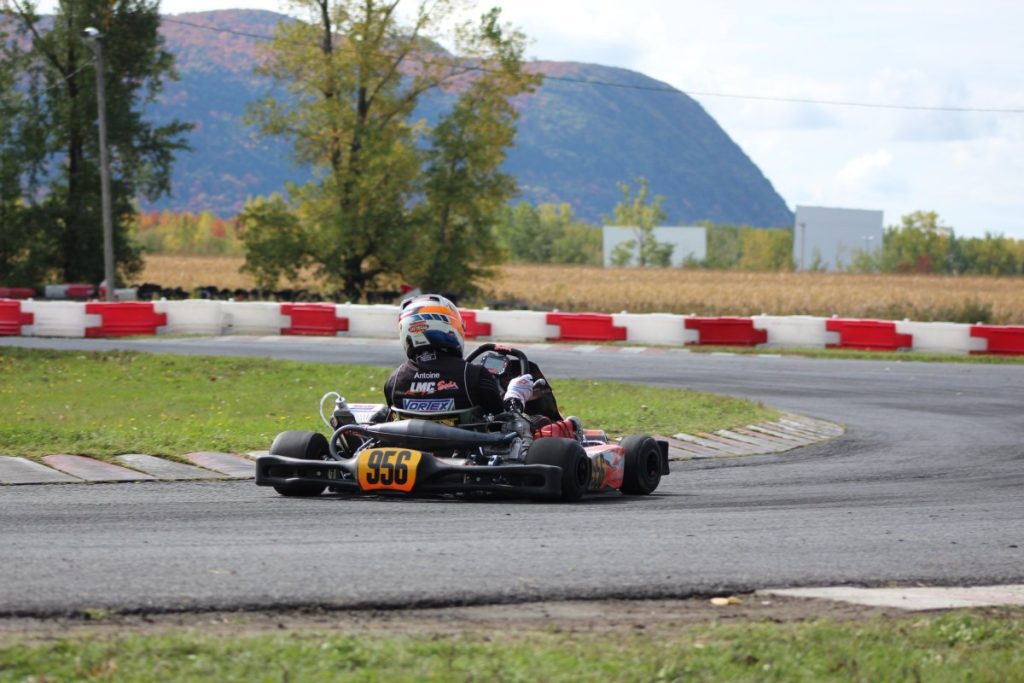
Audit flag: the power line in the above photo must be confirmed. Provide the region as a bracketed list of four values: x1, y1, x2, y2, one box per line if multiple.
[161, 16, 1024, 115]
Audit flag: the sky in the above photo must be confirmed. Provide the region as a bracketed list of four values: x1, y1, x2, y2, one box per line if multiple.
[33, 0, 1024, 237]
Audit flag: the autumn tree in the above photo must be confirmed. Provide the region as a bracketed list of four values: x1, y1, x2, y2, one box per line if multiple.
[606, 177, 672, 267]
[2, 0, 191, 286]
[241, 0, 538, 299]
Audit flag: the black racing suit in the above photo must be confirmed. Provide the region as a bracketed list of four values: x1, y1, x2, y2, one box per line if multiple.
[384, 349, 504, 416]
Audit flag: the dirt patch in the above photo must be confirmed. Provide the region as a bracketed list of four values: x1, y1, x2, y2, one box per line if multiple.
[0, 595, 904, 642]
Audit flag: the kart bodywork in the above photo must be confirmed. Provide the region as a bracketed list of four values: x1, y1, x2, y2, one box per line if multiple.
[255, 345, 669, 502]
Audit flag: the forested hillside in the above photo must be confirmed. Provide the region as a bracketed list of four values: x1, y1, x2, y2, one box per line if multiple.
[152, 10, 792, 226]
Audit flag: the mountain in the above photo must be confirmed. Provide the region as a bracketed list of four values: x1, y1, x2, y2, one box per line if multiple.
[151, 10, 792, 227]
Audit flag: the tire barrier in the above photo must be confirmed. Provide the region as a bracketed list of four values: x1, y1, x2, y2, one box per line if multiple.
[825, 318, 913, 351]
[84, 302, 168, 338]
[546, 312, 627, 342]
[459, 309, 492, 339]
[4, 299, 1024, 355]
[970, 325, 1024, 356]
[281, 303, 350, 336]
[0, 300, 33, 336]
[684, 317, 768, 346]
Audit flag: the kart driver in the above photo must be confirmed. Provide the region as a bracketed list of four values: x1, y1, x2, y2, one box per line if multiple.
[384, 294, 579, 439]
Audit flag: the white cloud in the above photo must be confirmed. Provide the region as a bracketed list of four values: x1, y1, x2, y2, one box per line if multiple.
[836, 149, 894, 189]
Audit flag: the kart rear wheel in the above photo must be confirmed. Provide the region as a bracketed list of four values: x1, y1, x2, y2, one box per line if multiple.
[269, 430, 328, 497]
[619, 435, 662, 495]
[526, 437, 591, 502]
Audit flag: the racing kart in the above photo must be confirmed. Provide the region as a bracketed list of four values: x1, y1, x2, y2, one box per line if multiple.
[255, 344, 669, 502]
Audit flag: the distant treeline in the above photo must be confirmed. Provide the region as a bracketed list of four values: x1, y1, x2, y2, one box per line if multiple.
[137, 206, 1024, 276]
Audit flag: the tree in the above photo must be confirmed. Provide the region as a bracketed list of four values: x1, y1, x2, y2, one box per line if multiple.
[881, 211, 954, 274]
[737, 227, 793, 271]
[605, 177, 671, 267]
[242, 0, 538, 299]
[495, 201, 601, 265]
[3, 0, 191, 286]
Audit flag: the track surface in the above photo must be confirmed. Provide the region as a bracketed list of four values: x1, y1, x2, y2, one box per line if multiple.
[2, 337, 1023, 615]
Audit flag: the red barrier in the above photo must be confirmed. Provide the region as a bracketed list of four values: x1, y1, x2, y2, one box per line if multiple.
[66, 284, 96, 299]
[459, 309, 491, 339]
[970, 325, 1024, 355]
[84, 302, 167, 337]
[546, 313, 627, 342]
[281, 304, 349, 336]
[0, 288, 34, 299]
[0, 300, 33, 336]
[826, 318, 913, 351]
[684, 317, 767, 346]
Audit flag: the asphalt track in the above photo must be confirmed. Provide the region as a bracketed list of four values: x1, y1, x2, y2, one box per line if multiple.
[2, 336, 1023, 616]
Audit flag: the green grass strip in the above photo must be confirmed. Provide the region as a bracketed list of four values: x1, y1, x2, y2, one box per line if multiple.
[1, 610, 1022, 682]
[0, 348, 775, 459]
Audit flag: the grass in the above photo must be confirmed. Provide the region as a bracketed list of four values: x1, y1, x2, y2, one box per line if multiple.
[0, 348, 775, 459]
[139, 255, 1024, 324]
[1, 610, 1022, 682]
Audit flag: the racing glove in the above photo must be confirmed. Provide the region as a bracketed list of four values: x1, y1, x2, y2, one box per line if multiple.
[503, 373, 535, 407]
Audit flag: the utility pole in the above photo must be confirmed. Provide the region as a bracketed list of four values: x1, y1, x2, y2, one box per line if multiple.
[81, 27, 115, 301]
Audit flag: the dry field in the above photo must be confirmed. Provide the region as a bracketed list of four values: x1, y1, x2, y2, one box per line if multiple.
[140, 255, 1024, 324]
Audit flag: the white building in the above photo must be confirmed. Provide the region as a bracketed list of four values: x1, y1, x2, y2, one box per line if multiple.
[793, 206, 884, 271]
[603, 226, 707, 267]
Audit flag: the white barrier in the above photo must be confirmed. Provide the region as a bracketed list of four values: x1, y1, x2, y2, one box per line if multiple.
[156, 300, 227, 336]
[337, 304, 400, 338]
[612, 313, 696, 346]
[474, 310, 556, 342]
[21, 301, 99, 337]
[753, 315, 833, 348]
[222, 302, 288, 335]
[896, 320, 987, 355]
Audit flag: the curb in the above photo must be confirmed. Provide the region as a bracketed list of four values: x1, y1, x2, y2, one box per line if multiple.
[0, 414, 844, 485]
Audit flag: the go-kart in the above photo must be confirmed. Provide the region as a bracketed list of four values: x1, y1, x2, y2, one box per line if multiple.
[255, 344, 669, 502]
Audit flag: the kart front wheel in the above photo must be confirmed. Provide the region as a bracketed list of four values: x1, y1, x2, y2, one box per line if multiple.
[619, 435, 662, 495]
[269, 430, 328, 497]
[526, 437, 591, 502]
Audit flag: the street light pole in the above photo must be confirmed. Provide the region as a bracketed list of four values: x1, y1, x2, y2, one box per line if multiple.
[81, 27, 115, 301]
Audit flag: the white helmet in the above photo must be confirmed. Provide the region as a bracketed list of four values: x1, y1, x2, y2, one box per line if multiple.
[398, 294, 465, 358]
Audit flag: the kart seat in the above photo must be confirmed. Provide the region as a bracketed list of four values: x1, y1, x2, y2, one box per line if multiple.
[348, 419, 515, 451]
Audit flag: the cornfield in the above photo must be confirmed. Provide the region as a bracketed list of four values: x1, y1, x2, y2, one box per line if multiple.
[140, 255, 1024, 324]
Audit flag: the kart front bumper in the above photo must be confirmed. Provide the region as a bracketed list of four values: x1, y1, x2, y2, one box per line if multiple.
[256, 454, 564, 498]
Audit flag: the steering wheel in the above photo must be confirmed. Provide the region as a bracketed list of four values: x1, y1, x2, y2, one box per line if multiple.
[465, 343, 530, 378]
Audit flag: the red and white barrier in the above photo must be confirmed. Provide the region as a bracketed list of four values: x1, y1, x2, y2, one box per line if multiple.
[0, 299, 34, 336]
[20, 301, 99, 337]
[223, 302, 290, 335]
[546, 312, 627, 342]
[612, 313, 696, 346]
[685, 317, 768, 347]
[895, 321, 984, 355]
[754, 316, 832, 348]
[155, 300, 227, 336]
[4, 300, 1024, 356]
[474, 310, 555, 341]
[282, 303, 349, 336]
[970, 325, 1024, 355]
[85, 302, 167, 338]
[337, 304, 400, 338]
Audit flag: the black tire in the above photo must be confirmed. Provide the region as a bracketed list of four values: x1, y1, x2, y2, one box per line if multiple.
[269, 430, 328, 497]
[525, 437, 591, 502]
[619, 435, 662, 495]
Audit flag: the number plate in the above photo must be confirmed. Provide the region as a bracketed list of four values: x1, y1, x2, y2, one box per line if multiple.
[356, 448, 423, 492]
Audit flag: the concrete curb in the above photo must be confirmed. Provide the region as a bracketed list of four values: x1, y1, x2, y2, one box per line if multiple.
[657, 413, 845, 461]
[1, 413, 844, 485]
